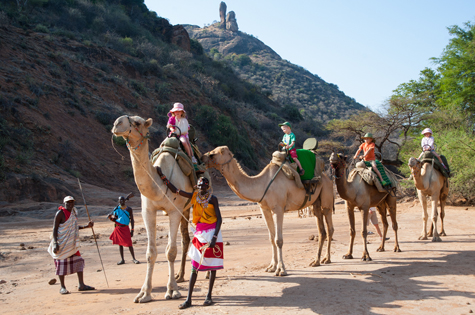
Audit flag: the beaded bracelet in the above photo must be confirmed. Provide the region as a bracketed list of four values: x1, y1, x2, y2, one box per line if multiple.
[212, 235, 217, 239]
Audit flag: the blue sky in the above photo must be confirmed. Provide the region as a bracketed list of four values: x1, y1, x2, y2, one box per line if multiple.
[144, 0, 475, 111]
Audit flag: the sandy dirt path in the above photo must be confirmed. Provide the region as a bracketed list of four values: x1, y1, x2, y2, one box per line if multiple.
[1, 185, 475, 315]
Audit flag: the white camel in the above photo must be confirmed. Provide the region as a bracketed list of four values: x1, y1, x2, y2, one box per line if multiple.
[203, 146, 334, 276]
[112, 115, 192, 303]
[408, 157, 449, 242]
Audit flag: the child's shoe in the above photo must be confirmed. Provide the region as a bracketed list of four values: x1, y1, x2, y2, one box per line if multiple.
[299, 169, 305, 176]
[191, 156, 198, 164]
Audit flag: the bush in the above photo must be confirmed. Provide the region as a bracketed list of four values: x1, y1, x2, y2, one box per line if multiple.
[34, 24, 49, 33]
[95, 111, 115, 125]
[129, 79, 147, 96]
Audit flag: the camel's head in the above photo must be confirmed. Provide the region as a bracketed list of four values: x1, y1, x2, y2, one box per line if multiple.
[112, 115, 153, 150]
[112, 115, 152, 138]
[408, 157, 422, 173]
[329, 152, 347, 170]
[202, 146, 233, 169]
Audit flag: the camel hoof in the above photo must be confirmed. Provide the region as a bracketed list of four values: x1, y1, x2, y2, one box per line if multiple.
[134, 292, 152, 303]
[432, 236, 442, 242]
[418, 235, 428, 240]
[275, 269, 287, 276]
[265, 265, 277, 273]
[309, 260, 320, 267]
[439, 231, 447, 236]
[394, 247, 401, 252]
[342, 254, 353, 259]
[376, 247, 385, 252]
[322, 258, 331, 264]
[428, 233, 433, 237]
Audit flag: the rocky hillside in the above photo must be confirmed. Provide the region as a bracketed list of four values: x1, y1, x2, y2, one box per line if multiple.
[0, 0, 366, 205]
[186, 16, 366, 123]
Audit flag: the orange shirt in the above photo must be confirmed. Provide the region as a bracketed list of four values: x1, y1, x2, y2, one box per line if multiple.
[191, 192, 217, 225]
[359, 142, 376, 161]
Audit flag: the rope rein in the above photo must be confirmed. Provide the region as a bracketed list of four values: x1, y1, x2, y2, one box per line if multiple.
[111, 118, 221, 266]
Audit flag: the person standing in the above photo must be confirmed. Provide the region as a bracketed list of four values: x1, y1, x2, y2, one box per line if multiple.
[47, 196, 95, 294]
[156, 168, 223, 309]
[108, 196, 140, 265]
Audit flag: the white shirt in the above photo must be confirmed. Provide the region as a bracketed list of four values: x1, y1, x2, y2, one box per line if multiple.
[421, 136, 435, 151]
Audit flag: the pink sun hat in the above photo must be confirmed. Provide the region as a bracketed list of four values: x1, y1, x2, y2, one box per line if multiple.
[421, 128, 433, 135]
[168, 102, 186, 117]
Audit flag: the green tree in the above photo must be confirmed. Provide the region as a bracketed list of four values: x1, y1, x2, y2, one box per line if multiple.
[434, 22, 475, 123]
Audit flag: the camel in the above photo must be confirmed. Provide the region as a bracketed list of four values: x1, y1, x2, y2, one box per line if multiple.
[202, 146, 334, 276]
[112, 115, 192, 303]
[329, 153, 400, 261]
[408, 157, 449, 242]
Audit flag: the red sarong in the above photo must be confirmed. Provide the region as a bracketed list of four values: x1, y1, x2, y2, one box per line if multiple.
[109, 223, 132, 247]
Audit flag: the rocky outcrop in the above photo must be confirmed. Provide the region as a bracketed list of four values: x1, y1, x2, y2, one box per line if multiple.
[171, 25, 191, 52]
[226, 11, 239, 32]
[219, 2, 227, 29]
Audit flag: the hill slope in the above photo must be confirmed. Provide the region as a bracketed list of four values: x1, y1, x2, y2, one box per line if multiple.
[186, 23, 367, 123]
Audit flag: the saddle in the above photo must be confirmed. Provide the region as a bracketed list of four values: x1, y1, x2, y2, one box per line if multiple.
[270, 139, 324, 208]
[350, 161, 398, 193]
[151, 135, 209, 187]
[420, 151, 450, 178]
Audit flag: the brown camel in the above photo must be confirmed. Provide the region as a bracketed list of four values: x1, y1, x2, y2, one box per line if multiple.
[408, 157, 449, 242]
[202, 146, 334, 276]
[329, 153, 400, 261]
[112, 115, 192, 303]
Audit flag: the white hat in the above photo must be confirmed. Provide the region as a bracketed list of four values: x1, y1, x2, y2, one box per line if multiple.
[421, 128, 433, 135]
[63, 196, 75, 203]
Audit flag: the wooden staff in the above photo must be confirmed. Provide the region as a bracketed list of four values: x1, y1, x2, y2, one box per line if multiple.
[77, 178, 109, 288]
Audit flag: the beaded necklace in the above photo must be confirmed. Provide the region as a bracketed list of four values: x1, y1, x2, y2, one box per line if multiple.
[196, 190, 211, 210]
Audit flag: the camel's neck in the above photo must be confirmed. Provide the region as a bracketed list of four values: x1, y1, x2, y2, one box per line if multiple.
[334, 166, 357, 201]
[221, 159, 272, 202]
[412, 164, 430, 191]
[129, 141, 162, 200]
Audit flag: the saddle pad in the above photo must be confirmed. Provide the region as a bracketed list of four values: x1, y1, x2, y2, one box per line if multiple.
[364, 160, 391, 186]
[296, 149, 316, 181]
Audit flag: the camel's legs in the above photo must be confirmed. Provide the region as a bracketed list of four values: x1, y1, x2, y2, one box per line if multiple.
[359, 207, 372, 261]
[134, 202, 158, 303]
[165, 211, 183, 299]
[273, 209, 287, 276]
[439, 188, 448, 236]
[343, 203, 356, 259]
[376, 204, 388, 252]
[260, 207, 278, 273]
[310, 203, 326, 267]
[175, 208, 191, 283]
[418, 191, 429, 240]
[322, 206, 334, 264]
[430, 194, 442, 242]
[387, 198, 401, 252]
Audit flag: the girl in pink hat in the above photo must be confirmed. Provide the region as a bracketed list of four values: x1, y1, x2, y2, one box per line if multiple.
[167, 103, 195, 162]
[418, 128, 447, 170]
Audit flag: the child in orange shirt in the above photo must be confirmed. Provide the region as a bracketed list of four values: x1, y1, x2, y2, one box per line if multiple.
[354, 133, 388, 187]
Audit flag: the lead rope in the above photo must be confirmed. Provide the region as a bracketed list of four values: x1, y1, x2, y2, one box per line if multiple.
[127, 141, 221, 268]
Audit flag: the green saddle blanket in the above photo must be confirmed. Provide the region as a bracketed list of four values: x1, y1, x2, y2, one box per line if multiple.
[293, 149, 316, 181]
[420, 151, 450, 178]
[364, 160, 392, 187]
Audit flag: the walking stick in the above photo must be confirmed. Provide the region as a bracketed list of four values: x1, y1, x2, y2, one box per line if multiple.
[77, 178, 110, 288]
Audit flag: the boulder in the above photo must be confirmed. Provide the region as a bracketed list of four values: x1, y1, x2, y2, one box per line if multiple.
[171, 25, 191, 52]
[226, 11, 239, 32]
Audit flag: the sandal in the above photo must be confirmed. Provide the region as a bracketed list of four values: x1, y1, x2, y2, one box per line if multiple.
[78, 285, 95, 291]
[299, 169, 305, 176]
[59, 287, 70, 295]
[203, 298, 213, 306]
[117, 260, 125, 265]
[132, 259, 140, 264]
[178, 301, 192, 309]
